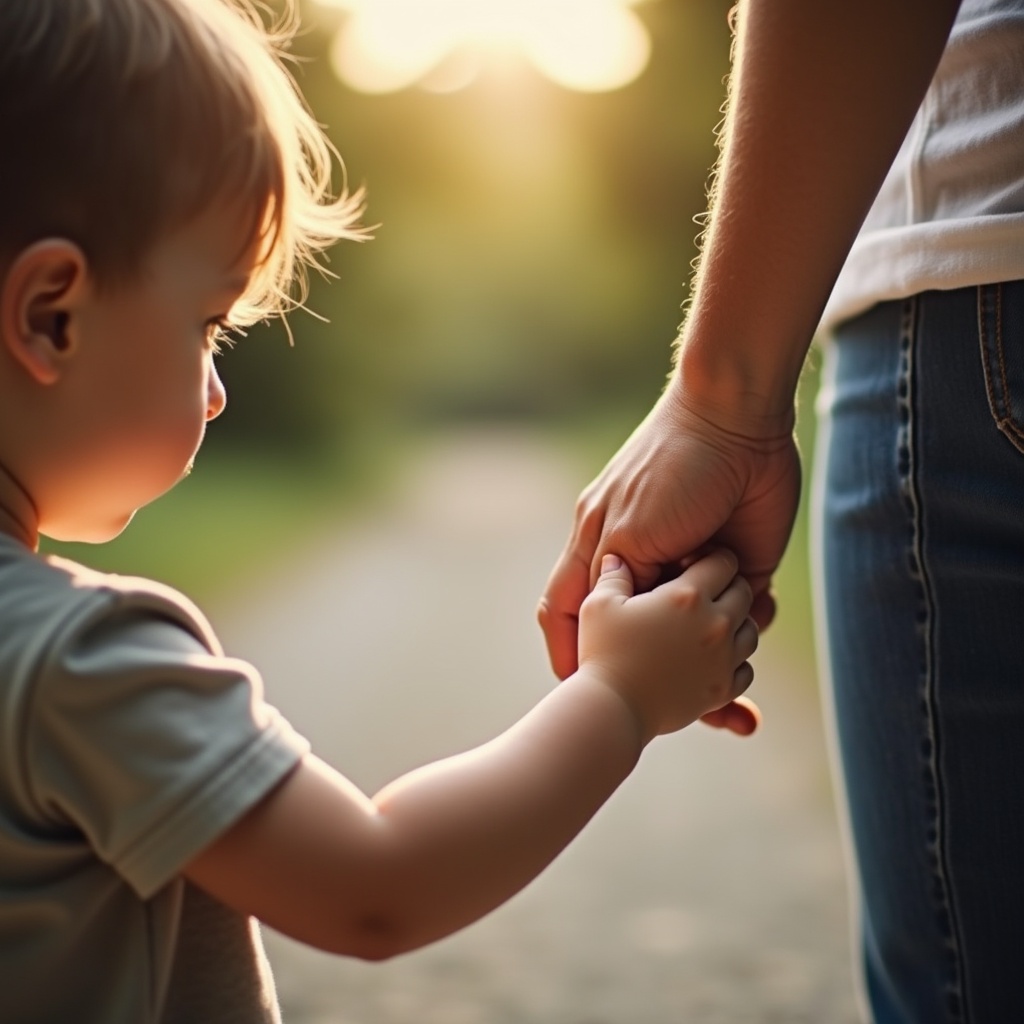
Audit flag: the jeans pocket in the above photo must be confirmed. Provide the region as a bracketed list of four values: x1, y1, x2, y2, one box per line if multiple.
[978, 281, 1024, 455]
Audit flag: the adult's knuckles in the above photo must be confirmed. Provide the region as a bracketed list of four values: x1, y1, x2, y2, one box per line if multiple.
[573, 486, 606, 534]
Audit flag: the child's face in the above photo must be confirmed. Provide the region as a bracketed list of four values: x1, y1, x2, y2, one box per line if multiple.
[39, 205, 260, 542]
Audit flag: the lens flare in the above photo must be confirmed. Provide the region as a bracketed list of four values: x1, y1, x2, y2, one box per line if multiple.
[313, 0, 652, 94]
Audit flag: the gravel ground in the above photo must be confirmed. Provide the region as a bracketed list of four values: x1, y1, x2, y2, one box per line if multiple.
[214, 430, 863, 1024]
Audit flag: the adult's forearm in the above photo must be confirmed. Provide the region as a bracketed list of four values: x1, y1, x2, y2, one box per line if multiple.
[677, 0, 961, 428]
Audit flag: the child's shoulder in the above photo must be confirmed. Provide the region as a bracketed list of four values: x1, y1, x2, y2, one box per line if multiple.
[0, 534, 219, 658]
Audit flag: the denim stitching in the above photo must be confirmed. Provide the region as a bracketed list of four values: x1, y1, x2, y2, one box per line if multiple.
[978, 285, 999, 422]
[978, 283, 1024, 452]
[898, 296, 968, 1023]
[991, 283, 1022, 442]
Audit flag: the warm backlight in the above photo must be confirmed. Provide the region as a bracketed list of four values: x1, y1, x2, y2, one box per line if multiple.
[312, 0, 652, 93]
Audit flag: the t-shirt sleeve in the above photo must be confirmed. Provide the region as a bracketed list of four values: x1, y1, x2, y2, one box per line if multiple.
[24, 586, 311, 900]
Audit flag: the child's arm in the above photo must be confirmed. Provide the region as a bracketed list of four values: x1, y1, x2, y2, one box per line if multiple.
[184, 549, 756, 961]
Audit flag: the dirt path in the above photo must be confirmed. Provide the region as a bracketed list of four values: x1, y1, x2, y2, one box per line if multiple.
[213, 430, 861, 1024]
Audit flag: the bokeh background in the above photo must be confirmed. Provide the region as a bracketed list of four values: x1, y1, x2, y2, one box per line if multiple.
[43, 3, 856, 1018]
[46, 0, 820, 667]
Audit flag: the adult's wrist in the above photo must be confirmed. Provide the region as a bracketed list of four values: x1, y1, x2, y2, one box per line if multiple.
[669, 325, 801, 442]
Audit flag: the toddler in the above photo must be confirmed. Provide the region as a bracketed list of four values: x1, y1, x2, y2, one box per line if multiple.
[0, 1, 758, 1021]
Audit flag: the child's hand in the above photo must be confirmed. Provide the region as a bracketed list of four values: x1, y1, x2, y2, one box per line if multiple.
[577, 549, 757, 744]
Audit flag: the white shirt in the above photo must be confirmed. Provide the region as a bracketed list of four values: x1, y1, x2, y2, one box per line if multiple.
[821, 0, 1024, 332]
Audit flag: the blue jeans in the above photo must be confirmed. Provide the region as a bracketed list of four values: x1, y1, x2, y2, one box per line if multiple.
[812, 284, 1024, 1024]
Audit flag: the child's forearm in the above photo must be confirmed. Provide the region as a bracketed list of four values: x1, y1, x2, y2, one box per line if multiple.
[187, 556, 753, 956]
[185, 669, 645, 959]
[356, 670, 642, 953]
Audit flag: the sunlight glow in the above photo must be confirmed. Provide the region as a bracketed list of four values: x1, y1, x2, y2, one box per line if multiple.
[313, 0, 652, 94]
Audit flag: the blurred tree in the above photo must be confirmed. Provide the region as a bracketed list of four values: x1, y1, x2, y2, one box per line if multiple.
[207, 1, 736, 459]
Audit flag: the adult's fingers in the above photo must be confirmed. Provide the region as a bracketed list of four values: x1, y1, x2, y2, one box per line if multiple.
[750, 588, 777, 631]
[537, 543, 591, 680]
[699, 695, 761, 735]
[589, 533, 671, 595]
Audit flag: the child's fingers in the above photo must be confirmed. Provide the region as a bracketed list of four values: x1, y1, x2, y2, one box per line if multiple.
[674, 547, 739, 599]
[677, 542, 713, 573]
[589, 553, 634, 601]
[733, 660, 755, 696]
[734, 616, 759, 664]
[710, 572, 754, 625]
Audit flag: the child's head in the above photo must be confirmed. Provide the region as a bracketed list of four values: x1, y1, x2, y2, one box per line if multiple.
[0, 0, 366, 547]
[0, 0, 364, 324]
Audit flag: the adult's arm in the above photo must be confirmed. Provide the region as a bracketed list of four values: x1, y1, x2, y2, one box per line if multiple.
[539, 0, 962, 690]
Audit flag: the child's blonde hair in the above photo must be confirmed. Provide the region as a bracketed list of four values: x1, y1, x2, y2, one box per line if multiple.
[0, 0, 365, 326]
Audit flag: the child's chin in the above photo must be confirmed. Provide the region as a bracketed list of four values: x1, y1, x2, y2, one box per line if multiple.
[43, 510, 137, 545]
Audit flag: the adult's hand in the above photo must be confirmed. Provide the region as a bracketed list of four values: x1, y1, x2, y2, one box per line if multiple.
[538, 375, 800, 733]
[536, 0, 959, 733]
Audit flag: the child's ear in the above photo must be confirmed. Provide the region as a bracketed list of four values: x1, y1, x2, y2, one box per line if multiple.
[0, 239, 89, 385]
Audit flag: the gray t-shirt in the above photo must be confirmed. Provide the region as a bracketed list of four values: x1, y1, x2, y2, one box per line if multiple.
[0, 535, 310, 1023]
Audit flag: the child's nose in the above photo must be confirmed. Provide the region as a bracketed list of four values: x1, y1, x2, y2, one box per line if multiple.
[206, 361, 227, 421]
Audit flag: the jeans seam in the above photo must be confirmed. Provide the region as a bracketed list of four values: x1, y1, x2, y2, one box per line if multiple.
[978, 283, 1024, 451]
[900, 296, 969, 1023]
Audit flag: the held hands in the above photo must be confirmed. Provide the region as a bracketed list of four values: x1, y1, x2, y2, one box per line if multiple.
[577, 549, 758, 745]
[539, 381, 801, 734]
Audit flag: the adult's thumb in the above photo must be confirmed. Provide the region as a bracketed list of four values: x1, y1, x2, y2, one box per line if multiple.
[592, 553, 634, 598]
